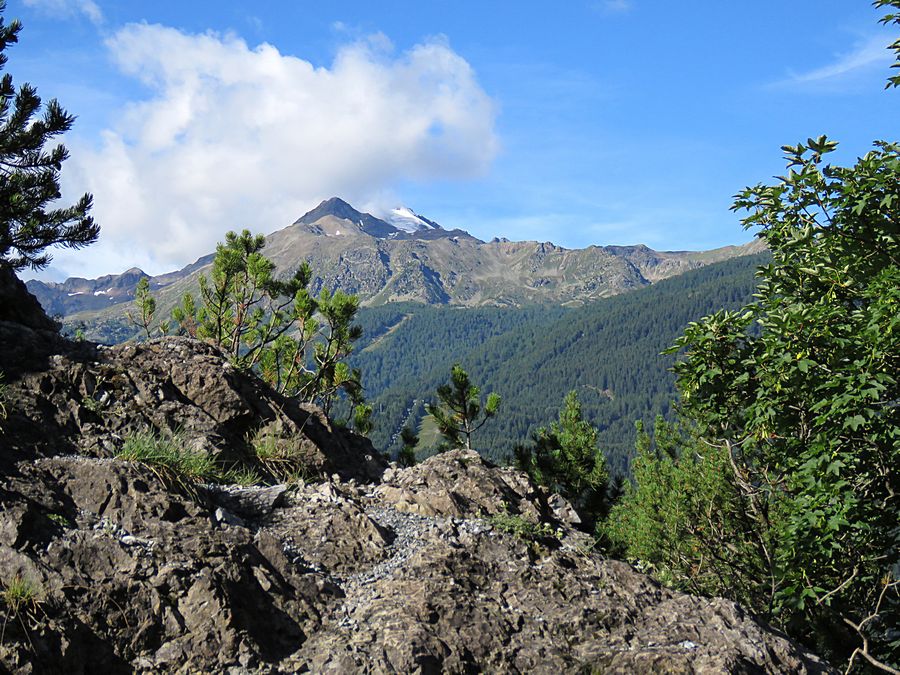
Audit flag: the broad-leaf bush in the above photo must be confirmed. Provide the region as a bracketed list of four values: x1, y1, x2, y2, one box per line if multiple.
[609, 139, 899, 669]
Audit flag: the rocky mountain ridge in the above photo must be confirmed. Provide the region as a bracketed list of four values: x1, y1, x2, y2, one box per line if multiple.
[27, 198, 765, 340]
[0, 268, 829, 673]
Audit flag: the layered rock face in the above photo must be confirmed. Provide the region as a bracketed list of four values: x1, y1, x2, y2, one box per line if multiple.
[0, 334, 384, 482]
[0, 271, 830, 673]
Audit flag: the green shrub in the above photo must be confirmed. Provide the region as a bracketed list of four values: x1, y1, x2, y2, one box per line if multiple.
[397, 426, 418, 467]
[515, 390, 609, 531]
[604, 417, 780, 603]
[614, 137, 900, 668]
[487, 506, 559, 543]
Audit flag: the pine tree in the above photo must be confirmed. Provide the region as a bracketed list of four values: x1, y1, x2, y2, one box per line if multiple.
[171, 292, 199, 338]
[397, 426, 418, 467]
[427, 364, 500, 450]
[0, 2, 98, 271]
[515, 390, 609, 528]
[128, 277, 156, 339]
[181, 229, 368, 418]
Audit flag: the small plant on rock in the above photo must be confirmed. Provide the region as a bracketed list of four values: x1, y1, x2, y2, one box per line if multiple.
[1, 574, 44, 647]
[1, 575, 41, 616]
[0, 371, 8, 425]
[487, 505, 560, 543]
[46, 513, 72, 529]
[117, 429, 219, 497]
[249, 427, 317, 483]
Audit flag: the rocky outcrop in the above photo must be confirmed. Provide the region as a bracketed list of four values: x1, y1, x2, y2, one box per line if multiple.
[0, 266, 58, 332]
[0, 448, 832, 674]
[0, 269, 830, 673]
[0, 333, 384, 482]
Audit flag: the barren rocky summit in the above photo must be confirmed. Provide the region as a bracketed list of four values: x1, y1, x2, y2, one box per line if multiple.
[0, 271, 831, 673]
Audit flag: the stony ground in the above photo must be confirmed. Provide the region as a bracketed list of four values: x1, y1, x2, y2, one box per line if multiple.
[0, 448, 833, 674]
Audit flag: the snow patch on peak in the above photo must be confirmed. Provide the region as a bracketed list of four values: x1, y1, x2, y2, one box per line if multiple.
[386, 206, 440, 233]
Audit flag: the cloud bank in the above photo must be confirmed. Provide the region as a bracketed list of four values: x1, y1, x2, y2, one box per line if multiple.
[56, 24, 498, 277]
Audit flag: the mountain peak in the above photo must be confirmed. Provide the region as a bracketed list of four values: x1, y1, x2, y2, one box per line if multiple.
[293, 197, 459, 241]
[294, 197, 365, 225]
[293, 197, 398, 238]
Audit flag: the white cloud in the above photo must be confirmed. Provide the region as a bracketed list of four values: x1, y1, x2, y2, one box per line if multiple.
[776, 34, 892, 87]
[51, 24, 498, 278]
[23, 0, 103, 25]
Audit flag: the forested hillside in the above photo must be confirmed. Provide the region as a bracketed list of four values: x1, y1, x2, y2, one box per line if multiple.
[352, 252, 767, 472]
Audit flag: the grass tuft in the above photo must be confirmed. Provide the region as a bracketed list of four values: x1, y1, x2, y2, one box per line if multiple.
[118, 429, 218, 481]
[117, 429, 225, 500]
[118, 429, 276, 491]
[1, 574, 44, 650]
[219, 465, 264, 487]
[249, 428, 317, 483]
[1, 575, 41, 616]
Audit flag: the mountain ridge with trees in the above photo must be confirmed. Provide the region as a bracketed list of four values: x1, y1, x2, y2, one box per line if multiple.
[27, 195, 766, 343]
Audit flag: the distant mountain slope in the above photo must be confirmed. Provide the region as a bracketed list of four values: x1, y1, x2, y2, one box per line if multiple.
[27, 267, 150, 317]
[350, 253, 768, 473]
[27, 197, 765, 341]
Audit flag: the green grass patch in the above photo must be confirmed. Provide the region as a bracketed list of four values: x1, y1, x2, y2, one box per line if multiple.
[1, 574, 45, 650]
[118, 429, 219, 481]
[118, 429, 275, 495]
[117, 427, 317, 492]
[47, 513, 72, 529]
[219, 465, 264, 487]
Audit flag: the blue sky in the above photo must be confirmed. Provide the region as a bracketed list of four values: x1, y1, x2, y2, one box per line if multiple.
[8, 0, 899, 280]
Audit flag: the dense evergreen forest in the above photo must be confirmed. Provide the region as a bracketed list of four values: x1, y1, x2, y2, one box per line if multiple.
[351, 252, 767, 473]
